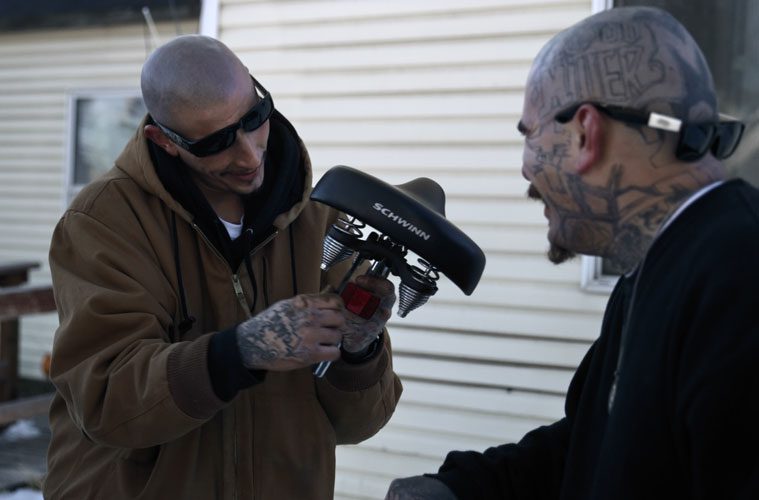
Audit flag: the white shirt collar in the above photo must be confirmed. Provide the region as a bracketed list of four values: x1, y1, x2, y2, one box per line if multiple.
[219, 216, 244, 240]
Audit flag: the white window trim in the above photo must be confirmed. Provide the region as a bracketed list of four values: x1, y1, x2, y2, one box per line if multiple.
[593, 0, 614, 11]
[581, 255, 620, 293]
[199, 0, 220, 38]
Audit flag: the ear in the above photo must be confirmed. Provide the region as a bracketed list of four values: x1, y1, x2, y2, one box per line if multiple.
[573, 104, 604, 174]
[144, 124, 180, 157]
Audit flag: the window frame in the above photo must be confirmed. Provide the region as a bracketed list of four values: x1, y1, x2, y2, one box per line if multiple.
[580, 0, 618, 293]
[64, 88, 145, 209]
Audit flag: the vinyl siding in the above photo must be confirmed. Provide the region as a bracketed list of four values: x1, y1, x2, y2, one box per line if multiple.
[214, 1, 599, 498]
[0, 2, 607, 498]
[0, 19, 197, 381]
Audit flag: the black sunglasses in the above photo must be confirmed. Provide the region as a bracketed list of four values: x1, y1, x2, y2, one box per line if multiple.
[155, 75, 274, 157]
[711, 114, 745, 160]
[555, 102, 744, 162]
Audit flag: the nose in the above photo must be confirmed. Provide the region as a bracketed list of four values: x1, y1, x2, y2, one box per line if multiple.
[233, 128, 266, 168]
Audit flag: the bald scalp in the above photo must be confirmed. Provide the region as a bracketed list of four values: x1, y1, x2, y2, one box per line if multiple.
[528, 7, 717, 124]
[141, 35, 248, 128]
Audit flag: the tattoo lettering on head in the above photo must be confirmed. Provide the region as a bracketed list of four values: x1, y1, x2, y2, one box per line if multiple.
[236, 299, 312, 369]
[530, 7, 716, 126]
[533, 21, 667, 121]
[524, 7, 722, 270]
[560, 24, 665, 105]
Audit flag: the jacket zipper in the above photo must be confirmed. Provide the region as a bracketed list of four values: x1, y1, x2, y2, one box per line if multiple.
[190, 222, 278, 500]
[241, 229, 276, 500]
[188, 225, 240, 499]
[190, 223, 277, 309]
[251, 230, 279, 255]
[231, 274, 250, 317]
[190, 223, 232, 272]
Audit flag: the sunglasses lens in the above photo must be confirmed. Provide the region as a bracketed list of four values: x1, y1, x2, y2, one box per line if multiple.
[181, 82, 273, 157]
[712, 121, 745, 159]
[191, 129, 236, 157]
[677, 123, 714, 162]
[241, 96, 273, 132]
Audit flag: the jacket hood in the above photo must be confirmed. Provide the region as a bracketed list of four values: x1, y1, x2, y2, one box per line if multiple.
[115, 109, 315, 235]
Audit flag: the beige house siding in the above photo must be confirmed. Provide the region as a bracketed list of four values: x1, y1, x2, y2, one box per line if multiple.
[0, 1, 612, 498]
[215, 0, 601, 498]
[0, 20, 197, 381]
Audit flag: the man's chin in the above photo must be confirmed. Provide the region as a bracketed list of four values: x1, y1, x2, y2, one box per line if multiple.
[233, 177, 265, 196]
[547, 243, 576, 264]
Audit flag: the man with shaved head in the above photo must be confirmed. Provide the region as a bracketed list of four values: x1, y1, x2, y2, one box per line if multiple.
[386, 6, 758, 499]
[45, 35, 401, 499]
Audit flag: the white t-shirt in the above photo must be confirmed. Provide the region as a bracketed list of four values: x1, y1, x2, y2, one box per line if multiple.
[219, 216, 244, 240]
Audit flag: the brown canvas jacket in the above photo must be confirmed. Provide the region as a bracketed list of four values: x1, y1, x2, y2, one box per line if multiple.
[44, 115, 402, 499]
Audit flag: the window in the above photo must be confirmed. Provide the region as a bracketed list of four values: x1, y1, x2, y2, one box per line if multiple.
[582, 0, 759, 292]
[65, 91, 146, 206]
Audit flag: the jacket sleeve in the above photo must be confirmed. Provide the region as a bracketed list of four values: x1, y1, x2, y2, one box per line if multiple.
[430, 418, 570, 499]
[315, 329, 402, 444]
[427, 338, 602, 499]
[49, 209, 229, 449]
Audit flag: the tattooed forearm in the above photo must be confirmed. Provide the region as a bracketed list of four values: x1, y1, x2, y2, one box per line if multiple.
[235, 300, 310, 369]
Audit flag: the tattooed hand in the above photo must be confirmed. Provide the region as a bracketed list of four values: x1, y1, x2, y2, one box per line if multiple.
[340, 275, 396, 354]
[235, 293, 344, 371]
[385, 476, 457, 500]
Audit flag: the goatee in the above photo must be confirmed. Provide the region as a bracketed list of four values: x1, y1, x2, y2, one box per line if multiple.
[526, 184, 576, 264]
[547, 243, 575, 265]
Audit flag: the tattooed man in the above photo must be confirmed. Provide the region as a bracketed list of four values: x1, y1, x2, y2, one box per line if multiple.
[387, 6, 759, 499]
[45, 35, 401, 499]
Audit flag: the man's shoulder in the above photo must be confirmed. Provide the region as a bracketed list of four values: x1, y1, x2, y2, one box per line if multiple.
[728, 178, 759, 218]
[646, 180, 757, 271]
[658, 179, 759, 273]
[701, 179, 759, 232]
[64, 166, 166, 230]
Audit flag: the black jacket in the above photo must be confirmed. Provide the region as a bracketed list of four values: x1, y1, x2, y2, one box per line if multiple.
[432, 179, 759, 499]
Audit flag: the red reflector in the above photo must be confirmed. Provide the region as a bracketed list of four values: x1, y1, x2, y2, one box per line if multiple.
[341, 282, 381, 319]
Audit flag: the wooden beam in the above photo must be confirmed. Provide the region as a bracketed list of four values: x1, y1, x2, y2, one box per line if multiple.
[0, 261, 39, 287]
[0, 265, 54, 406]
[0, 393, 54, 426]
[0, 286, 56, 319]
